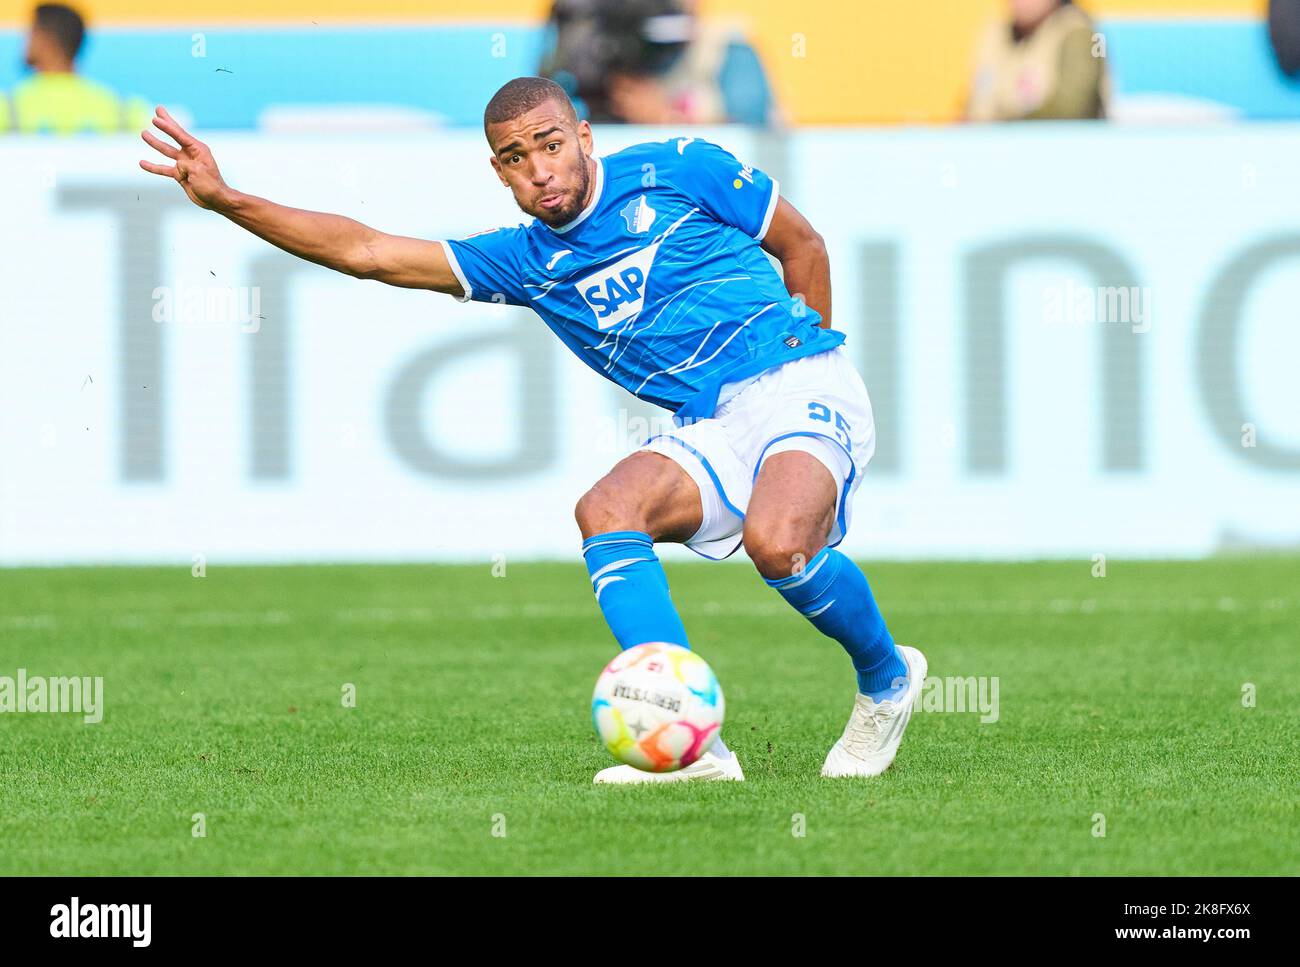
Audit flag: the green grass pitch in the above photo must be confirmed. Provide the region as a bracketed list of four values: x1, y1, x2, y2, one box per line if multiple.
[1, 557, 1296, 876]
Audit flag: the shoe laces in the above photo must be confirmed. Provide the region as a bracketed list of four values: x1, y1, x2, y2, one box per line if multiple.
[844, 698, 896, 755]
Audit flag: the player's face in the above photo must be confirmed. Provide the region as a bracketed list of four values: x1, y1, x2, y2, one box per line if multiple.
[488, 103, 595, 227]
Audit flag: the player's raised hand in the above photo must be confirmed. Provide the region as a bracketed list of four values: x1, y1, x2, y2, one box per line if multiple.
[139, 106, 231, 211]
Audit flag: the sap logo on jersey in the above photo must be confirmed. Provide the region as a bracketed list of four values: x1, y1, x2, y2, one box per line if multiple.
[578, 242, 660, 330]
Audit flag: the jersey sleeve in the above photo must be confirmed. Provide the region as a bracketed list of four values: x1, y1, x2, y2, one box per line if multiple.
[670, 139, 780, 241]
[440, 226, 530, 306]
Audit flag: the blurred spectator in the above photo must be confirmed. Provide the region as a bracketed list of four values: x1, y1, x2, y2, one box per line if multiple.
[1270, 0, 1300, 77]
[966, 0, 1110, 121]
[0, 4, 151, 134]
[540, 0, 777, 126]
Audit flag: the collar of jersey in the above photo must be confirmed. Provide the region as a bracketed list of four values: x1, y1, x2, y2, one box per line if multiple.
[546, 157, 604, 235]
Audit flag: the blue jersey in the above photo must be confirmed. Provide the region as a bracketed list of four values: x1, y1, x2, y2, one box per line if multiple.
[441, 137, 844, 422]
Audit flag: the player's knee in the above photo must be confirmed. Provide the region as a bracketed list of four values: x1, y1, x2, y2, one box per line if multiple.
[743, 525, 820, 580]
[575, 483, 642, 538]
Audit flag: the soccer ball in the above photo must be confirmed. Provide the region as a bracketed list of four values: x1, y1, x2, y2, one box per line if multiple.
[591, 642, 725, 772]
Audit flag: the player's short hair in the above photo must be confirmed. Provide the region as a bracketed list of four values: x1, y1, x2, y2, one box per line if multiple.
[33, 4, 86, 61]
[483, 76, 578, 139]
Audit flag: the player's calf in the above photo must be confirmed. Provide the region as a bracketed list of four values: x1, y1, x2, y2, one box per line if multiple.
[747, 450, 910, 704]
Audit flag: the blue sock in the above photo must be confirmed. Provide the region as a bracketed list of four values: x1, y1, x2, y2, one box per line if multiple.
[582, 531, 689, 650]
[765, 547, 907, 701]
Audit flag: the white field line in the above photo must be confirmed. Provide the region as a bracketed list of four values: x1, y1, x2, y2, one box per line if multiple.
[0, 596, 1292, 632]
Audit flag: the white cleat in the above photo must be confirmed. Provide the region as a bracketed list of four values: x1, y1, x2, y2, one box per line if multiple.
[821, 645, 928, 778]
[593, 749, 745, 784]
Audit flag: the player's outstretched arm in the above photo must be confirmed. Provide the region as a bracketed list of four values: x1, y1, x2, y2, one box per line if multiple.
[138, 105, 465, 295]
[761, 197, 831, 329]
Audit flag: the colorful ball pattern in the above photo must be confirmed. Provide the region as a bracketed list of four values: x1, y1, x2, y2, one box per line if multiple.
[591, 642, 725, 772]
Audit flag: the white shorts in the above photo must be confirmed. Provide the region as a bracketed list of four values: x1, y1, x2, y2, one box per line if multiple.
[638, 345, 876, 560]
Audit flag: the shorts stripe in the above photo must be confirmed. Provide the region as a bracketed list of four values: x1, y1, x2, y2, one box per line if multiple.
[642, 433, 748, 521]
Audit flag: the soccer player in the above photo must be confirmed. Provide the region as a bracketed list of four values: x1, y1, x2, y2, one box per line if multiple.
[139, 77, 927, 783]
